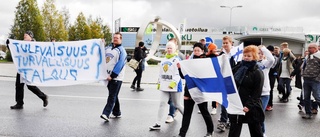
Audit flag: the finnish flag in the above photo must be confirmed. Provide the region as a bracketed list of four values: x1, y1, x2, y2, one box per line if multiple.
[230, 42, 244, 63]
[180, 55, 244, 115]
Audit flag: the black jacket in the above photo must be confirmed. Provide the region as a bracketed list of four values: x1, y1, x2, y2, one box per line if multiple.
[291, 58, 304, 89]
[133, 47, 145, 69]
[229, 63, 265, 123]
[134, 47, 144, 62]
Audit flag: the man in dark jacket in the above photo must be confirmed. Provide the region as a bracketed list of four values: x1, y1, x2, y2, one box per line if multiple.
[8, 31, 48, 109]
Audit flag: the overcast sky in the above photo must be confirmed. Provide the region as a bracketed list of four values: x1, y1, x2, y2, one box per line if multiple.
[1, 0, 320, 44]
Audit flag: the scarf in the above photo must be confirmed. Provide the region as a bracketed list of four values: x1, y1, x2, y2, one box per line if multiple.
[165, 53, 178, 59]
[193, 54, 206, 59]
[234, 60, 257, 84]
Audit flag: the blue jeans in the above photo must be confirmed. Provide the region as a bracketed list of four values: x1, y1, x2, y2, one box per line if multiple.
[277, 78, 292, 100]
[168, 95, 176, 117]
[261, 95, 270, 133]
[102, 80, 123, 117]
[303, 78, 320, 115]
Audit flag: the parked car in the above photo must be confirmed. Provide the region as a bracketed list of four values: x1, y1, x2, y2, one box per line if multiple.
[127, 54, 132, 62]
[0, 51, 6, 60]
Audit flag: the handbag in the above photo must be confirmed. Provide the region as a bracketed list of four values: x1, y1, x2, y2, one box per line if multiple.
[128, 59, 140, 70]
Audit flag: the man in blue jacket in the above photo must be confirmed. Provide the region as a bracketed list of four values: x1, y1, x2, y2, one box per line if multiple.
[100, 32, 127, 122]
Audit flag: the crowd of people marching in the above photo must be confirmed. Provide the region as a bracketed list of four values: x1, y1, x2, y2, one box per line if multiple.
[8, 31, 320, 137]
[146, 36, 319, 137]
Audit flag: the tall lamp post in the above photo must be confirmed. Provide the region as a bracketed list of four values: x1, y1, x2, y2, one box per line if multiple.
[220, 5, 243, 27]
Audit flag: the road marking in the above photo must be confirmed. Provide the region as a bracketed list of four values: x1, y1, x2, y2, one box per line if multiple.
[49, 94, 159, 102]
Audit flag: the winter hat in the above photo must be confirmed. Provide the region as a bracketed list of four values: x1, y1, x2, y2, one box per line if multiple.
[25, 30, 34, 38]
[267, 45, 274, 52]
[193, 42, 204, 50]
[207, 43, 217, 51]
[138, 41, 144, 47]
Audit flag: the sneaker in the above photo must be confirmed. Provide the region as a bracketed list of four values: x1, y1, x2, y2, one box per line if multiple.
[204, 133, 212, 137]
[10, 104, 23, 109]
[165, 115, 174, 123]
[100, 114, 109, 122]
[130, 85, 135, 89]
[266, 106, 273, 111]
[217, 121, 226, 132]
[302, 114, 312, 119]
[263, 133, 267, 137]
[136, 87, 144, 91]
[312, 109, 318, 114]
[226, 122, 231, 129]
[210, 108, 217, 115]
[149, 123, 161, 130]
[110, 114, 121, 118]
[280, 98, 288, 103]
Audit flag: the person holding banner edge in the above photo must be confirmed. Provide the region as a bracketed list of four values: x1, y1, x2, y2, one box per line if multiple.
[216, 36, 236, 132]
[100, 32, 127, 122]
[7, 30, 48, 109]
[177, 43, 214, 137]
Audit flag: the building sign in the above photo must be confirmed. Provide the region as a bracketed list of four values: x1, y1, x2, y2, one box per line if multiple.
[121, 27, 140, 32]
[305, 34, 320, 43]
[167, 33, 193, 41]
[185, 28, 208, 32]
[252, 27, 281, 32]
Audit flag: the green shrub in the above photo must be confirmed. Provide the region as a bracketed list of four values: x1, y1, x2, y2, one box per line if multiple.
[5, 51, 13, 62]
[147, 59, 160, 65]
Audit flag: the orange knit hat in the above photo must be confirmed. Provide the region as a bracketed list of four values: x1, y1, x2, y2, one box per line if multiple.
[207, 43, 217, 51]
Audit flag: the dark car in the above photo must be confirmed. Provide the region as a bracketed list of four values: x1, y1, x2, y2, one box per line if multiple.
[127, 54, 132, 62]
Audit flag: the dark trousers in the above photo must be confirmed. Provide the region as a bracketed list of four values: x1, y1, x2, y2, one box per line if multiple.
[15, 73, 46, 105]
[219, 105, 228, 122]
[268, 75, 276, 106]
[102, 80, 122, 117]
[277, 78, 292, 100]
[179, 100, 213, 137]
[229, 122, 263, 137]
[211, 101, 217, 108]
[132, 68, 143, 88]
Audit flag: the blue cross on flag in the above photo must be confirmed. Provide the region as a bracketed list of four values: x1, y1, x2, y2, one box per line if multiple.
[180, 55, 245, 115]
[230, 42, 244, 63]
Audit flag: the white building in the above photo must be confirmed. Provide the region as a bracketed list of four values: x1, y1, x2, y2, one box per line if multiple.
[121, 26, 317, 57]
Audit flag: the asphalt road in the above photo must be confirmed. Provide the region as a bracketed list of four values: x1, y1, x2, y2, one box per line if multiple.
[1, 77, 320, 137]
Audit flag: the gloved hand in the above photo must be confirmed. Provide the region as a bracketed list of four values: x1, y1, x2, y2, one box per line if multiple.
[169, 81, 177, 89]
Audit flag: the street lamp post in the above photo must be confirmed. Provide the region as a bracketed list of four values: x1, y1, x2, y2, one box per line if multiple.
[220, 5, 243, 27]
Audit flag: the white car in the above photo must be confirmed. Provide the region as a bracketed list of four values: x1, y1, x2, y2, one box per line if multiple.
[0, 51, 6, 60]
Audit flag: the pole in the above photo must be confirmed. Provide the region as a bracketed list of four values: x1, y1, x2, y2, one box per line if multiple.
[229, 8, 232, 27]
[220, 5, 242, 28]
[111, 0, 114, 34]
